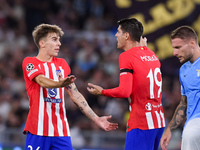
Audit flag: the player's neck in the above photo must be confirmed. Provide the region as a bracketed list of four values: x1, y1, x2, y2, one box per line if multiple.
[124, 41, 140, 51]
[190, 47, 200, 63]
[36, 52, 53, 62]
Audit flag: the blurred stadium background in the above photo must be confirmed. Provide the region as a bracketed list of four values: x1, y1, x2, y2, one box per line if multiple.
[0, 0, 200, 149]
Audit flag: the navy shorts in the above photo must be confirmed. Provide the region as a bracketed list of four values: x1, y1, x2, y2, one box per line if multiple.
[125, 128, 164, 150]
[24, 132, 73, 150]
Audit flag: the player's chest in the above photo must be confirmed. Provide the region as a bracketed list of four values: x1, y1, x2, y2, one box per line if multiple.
[38, 62, 64, 79]
[181, 64, 200, 88]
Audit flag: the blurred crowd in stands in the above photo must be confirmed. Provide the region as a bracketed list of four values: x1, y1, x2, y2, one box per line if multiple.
[0, 0, 184, 149]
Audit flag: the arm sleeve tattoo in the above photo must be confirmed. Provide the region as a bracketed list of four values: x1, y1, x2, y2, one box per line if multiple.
[169, 96, 187, 130]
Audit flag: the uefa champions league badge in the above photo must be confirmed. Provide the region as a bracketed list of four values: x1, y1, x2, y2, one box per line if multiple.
[56, 70, 61, 77]
[26, 63, 34, 71]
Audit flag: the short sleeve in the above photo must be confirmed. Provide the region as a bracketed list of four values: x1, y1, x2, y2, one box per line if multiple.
[22, 57, 44, 81]
[60, 58, 71, 78]
[119, 52, 133, 74]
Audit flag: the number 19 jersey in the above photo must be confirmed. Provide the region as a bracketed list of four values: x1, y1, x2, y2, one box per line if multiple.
[103, 46, 165, 131]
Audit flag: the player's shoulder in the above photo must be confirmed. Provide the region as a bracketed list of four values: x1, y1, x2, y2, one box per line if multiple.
[56, 57, 65, 61]
[53, 57, 68, 64]
[23, 56, 37, 64]
[180, 61, 190, 71]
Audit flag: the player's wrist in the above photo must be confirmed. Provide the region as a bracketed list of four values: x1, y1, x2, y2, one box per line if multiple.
[93, 116, 100, 124]
[101, 89, 105, 95]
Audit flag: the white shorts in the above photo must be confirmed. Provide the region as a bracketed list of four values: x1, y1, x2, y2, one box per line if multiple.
[181, 118, 200, 150]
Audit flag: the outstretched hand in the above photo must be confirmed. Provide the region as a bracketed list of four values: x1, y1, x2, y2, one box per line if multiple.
[95, 115, 118, 131]
[87, 83, 103, 95]
[59, 75, 76, 87]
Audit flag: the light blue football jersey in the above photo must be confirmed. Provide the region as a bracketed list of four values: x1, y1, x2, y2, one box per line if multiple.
[180, 57, 200, 127]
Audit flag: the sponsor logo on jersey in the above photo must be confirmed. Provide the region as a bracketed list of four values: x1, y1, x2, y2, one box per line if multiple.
[26, 63, 34, 71]
[28, 69, 38, 77]
[48, 88, 57, 97]
[44, 98, 62, 103]
[145, 102, 152, 111]
[140, 55, 158, 62]
[45, 88, 62, 103]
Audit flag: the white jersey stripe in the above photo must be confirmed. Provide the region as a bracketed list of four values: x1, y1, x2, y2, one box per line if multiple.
[47, 102, 54, 136]
[56, 103, 63, 136]
[155, 111, 161, 128]
[37, 87, 44, 135]
[145, 112, 154, 129]
[160, 110, 165, 127]
[44, 63, 54, 136]
[60, 66, 70, 136]
[37, 64, 44, 135]
[51, 63, 63, 136]
[51, 63, 59, 98]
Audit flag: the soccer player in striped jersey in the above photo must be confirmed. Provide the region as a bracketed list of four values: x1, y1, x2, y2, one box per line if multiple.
[161, 26, 200, 150]
[87, 18, 165, 150]
[22, 24, 118, 150]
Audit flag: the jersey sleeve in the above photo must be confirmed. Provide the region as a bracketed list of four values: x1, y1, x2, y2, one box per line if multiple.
[22, 57, 44, 81]
[179, 70, 185, 96]
[102, 53, 133, 98]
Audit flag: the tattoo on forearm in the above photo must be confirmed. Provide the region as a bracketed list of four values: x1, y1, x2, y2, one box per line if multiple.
[76, 95, 81, 99]
[170, 105, 186, 130]
[73, 102, 84, 111]
[66, 85, 72, 90]
[81, 101, 87, 107]
[73, 101, 96, 119]
[74, 87, 78, 92]
[88, 110, 95, 118]
[79, 107, 84, 111]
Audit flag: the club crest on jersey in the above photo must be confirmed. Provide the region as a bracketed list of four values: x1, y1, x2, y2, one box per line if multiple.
[56, 70, 61, 77]
[145, 102, 152, 111]
[26, 63, 34, 71]
[196, 69, 200, 77]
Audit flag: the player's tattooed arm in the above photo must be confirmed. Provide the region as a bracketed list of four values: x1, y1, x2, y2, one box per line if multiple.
[65, 82, 118, 131]
[73, 100, 96, 119]
[65, 83, 98, 120]
[169, 95, 187, 131]
[65, 83, 81, 99]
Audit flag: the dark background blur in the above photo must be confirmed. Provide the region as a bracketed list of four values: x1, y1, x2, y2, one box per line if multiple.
[0, 0, 200, 149]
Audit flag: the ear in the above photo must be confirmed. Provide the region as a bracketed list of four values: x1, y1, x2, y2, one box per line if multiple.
[124, 32, 130, 40]
[189, 39, 196, 48]
[39, 40, 45, 48]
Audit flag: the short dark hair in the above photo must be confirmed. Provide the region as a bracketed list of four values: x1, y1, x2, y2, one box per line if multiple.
[117, 18, 143, 42]
[171, 26, 198, 44]
[32, 24, 64, 48]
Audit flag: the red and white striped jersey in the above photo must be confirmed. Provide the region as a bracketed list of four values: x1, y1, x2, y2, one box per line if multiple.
[102, 46, 165, 131]
[22, 56, 71, 136]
